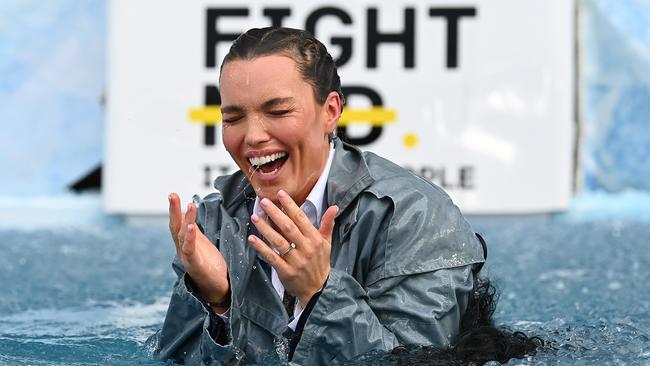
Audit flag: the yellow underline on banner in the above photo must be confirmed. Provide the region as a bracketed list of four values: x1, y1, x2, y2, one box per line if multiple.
[189, 106, 221, 125]
[339, 107, 397, 126]
[188, 106, 397, 126]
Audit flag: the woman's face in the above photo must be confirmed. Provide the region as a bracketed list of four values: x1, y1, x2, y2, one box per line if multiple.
[219, 55, 340, 205]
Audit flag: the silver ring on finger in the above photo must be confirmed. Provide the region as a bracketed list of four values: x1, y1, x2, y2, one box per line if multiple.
[278, 242, 296, 257]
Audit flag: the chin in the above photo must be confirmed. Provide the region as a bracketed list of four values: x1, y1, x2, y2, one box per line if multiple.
[253, 184, 280, 200]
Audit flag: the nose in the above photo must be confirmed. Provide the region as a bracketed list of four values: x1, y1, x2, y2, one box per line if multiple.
[244, 115, 271, 146]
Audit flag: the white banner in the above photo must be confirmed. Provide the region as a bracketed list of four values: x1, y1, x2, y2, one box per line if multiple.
[105, 0, 574, 214]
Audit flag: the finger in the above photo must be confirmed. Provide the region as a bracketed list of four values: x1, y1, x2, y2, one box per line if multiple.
[185, 202, 197, 226]
[168, 193, 182, 248]
[276, 190, 318, 236]
[248, 234, 290, 272]
[177, 202, 194, 247]
[250, 212, 293, 254]
[182, 224, 197, 256]
[259, 197, 304, 244]
[319, 205, 339, 241]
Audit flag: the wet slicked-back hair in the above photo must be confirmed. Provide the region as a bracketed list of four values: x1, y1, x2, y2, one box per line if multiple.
[220, 27, 345, 109]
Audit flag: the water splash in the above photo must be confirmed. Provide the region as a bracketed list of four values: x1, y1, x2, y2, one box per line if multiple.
[273, 336, 289, 361]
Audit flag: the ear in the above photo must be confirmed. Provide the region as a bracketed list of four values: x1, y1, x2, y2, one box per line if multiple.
[322, 91, 342, 135]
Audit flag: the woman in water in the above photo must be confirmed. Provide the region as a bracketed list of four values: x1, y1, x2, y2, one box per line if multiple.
[153, 26, 540, 365]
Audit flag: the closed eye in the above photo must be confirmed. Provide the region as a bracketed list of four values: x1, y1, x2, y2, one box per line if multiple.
[222, 115, 243, 124]
[269, 110, 290, 116]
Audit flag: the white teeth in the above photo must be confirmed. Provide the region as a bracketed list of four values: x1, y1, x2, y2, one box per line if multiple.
[249, 152, 287, 167]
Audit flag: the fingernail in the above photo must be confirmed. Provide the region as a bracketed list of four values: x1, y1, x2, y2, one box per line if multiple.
[187, 224, 193, 232]
[278, 190, 288, 199]
[261, 198, 270, 207]
[168, 194, 172, 202]
[187, 203, 193, 211]
[251, 213, 260, 223]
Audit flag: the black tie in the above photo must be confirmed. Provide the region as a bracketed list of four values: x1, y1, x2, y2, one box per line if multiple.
[283, 290, 296, 318]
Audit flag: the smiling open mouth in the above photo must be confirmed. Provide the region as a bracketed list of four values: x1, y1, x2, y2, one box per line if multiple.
[249, 152, 289, 175]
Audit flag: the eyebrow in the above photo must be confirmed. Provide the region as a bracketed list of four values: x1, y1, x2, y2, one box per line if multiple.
[261, 97, 294, 109]
[220, 105, 244, 115]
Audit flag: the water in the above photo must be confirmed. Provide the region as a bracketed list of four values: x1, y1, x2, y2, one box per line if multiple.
[0, 226, 172, 365]
[1, 216, 649, 365]
[471, 217, 650, 365]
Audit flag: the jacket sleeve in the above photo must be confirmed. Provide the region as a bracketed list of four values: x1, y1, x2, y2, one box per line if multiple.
[153, 257, 240, 365]
[291, 190, 484, 365]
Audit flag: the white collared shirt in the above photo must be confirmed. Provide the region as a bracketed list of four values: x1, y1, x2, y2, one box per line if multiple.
[252, 143, 335, 330]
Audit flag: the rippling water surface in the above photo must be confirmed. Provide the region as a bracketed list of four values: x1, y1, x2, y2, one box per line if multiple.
[1, 217, 649, 365]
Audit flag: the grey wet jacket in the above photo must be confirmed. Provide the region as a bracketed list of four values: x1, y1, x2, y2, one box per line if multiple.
[154, 138, 485, 365]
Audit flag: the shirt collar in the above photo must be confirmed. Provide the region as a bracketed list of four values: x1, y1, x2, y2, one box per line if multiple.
[253, 143, 335, 227]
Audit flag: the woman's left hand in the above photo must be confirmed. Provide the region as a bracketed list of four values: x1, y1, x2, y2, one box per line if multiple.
[248, 189, 338, 308]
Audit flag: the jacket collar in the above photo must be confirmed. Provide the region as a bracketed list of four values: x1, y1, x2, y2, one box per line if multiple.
[214, 170, 256, 214]
[326, 137, 375, 216]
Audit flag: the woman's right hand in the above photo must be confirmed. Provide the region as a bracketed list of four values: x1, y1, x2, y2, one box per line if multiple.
[168, 193, 230, 312]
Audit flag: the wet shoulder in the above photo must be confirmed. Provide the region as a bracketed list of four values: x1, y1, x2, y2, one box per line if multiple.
[360, 151, 484, 276]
